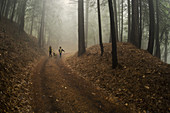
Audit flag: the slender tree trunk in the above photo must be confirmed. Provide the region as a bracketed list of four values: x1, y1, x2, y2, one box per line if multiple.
[127, 0, 131, 42]
[131, 0, 139, 48]
[120, 0, 123, 42]
[30, 4, 35, 35]
[0, 0, 5, 20]
[30, 15, 34, 35]
[1, 0, 6, 16]
[147, 0, 155, 54]
[39, 0, 46, 48]
[11, 0, 17, 22]
[113, 0, 118, 41]
[19, 0, 27, 32]
[97, 0, 104, 56]
[139, 0, 142, 48]
[85, 0, 89, 48]
[160, 26, 169, 42]
[108, 0, 118, 69]
[164, 31, 168, 63]
[110, 0, 116, 43]
[118, 0, 121, 41]
[155, 0, 160, 58]
[5, 0, 10, 18]
[78, 0, 86, 56]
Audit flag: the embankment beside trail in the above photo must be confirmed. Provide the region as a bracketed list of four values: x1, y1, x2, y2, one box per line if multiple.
[0, 18, 45, 112]
[65, 43, 170, 113]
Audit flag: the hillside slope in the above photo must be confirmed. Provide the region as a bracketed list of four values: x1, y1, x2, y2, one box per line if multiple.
[0, 18, 44, 112]
[66, 43, 170, 113]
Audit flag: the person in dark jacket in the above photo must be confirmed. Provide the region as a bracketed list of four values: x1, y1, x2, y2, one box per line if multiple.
[58, 46, 65, 58]
[49, 46, 52, 57]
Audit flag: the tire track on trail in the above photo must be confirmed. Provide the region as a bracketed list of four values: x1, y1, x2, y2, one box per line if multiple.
[31, 57, 61, 113]
[31, 56, 131, 113]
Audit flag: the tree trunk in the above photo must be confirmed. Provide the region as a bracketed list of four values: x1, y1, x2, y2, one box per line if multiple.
[131, 0, 139, 48]
[118, 0, 121, 41]
[5, 0, 11, 18]
[113, 0, 118, 42]
[85, 0, 89, 48]
[11, 0, 17, 22]
[164, 31, 168, 63]
[78, 0, 86, 56]
[147, 0, 155, 54]
[120, 0, 123, 42]
[39, 0, 46, 48]
[30, 3, 35, 35]
[30, 15, 34, 35]
[97, 0, 104, 56]
[139, 0, 142, 48]
[155, 0, 160, 59]
[19, 0, 27, 32]
[127, 0, 131, 42]
[108, 0, 118, 69]
[1, 0, 6, 17]
[0, 0, 5, 20]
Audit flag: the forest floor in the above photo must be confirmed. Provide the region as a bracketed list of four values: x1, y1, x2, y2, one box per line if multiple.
[0, 18, 44, 112]
[31, 56, 130, 113]
[66, 43, 170, 113]
[1, 18, 170, 113]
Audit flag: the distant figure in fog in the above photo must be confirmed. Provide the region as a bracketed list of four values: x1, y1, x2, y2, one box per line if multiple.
[49, 46, 52, 57]
[58, 46, 65, 58]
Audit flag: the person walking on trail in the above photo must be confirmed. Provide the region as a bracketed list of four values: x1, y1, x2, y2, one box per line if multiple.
[49, 46, 52, 57]
[58, 46, 65, 58]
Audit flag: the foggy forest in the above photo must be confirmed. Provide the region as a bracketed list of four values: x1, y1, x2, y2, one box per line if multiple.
[0, 0, 170, 113]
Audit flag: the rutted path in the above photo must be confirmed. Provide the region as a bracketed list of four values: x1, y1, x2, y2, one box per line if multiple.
[31, 56, 130, 113]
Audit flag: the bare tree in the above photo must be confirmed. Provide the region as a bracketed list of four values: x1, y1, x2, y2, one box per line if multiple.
[78, 0, 86, 56]
[127, 0, 131, 42]
[11, 0, 17, 22]
[85, 0, 89, 48]
[139, 0, 142, 48]
[19, 0, 27, 32]
[147, 0, 155, 54]
[155, 0, 160, 58]
[108, 0, 118, 69]
[39, 0, 46, 48]
[120, 0, 124, 42]
[164, 31, 168, 63]
[131, 0, 139, 48]
[97, 0, 104, 56]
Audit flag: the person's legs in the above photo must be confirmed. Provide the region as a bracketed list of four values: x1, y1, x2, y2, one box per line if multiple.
[49, 51, 52, 57]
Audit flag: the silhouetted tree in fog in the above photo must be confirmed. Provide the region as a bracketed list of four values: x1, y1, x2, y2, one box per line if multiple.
[120, 0, 124, 42]
[97, 0, 104, 56]
[147, 0, 155, 54]
[19, 0, 28, 32]
[139, 0, 142, 48]
[131, 0, 139, 48]
[30, 0, 36, 36]
[155, 0, 161, 58]
[78, 0, 86, 56]
[11, 0, 17, 22]
[85, 0, 89, 48]
[0, 0, 6, 20]
[5, 0, 11, 18]
[113, 0, 118, 42]
[127, 0, 131, 42]
[108, 0, 118, 68]
[39, 0, 46, 48]
[164, 31, 168, 63]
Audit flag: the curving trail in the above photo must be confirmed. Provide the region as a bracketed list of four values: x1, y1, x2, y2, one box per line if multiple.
[31, 56, 130, 113]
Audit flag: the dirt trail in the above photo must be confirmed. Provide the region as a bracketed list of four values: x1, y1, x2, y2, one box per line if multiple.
[31, 56, 130, 113]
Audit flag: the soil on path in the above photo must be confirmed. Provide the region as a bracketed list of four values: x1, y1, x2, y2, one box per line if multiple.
[31, 56, 131, 113]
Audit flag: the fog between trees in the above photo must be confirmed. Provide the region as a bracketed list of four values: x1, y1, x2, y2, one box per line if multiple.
[1, 0, 169, 63]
